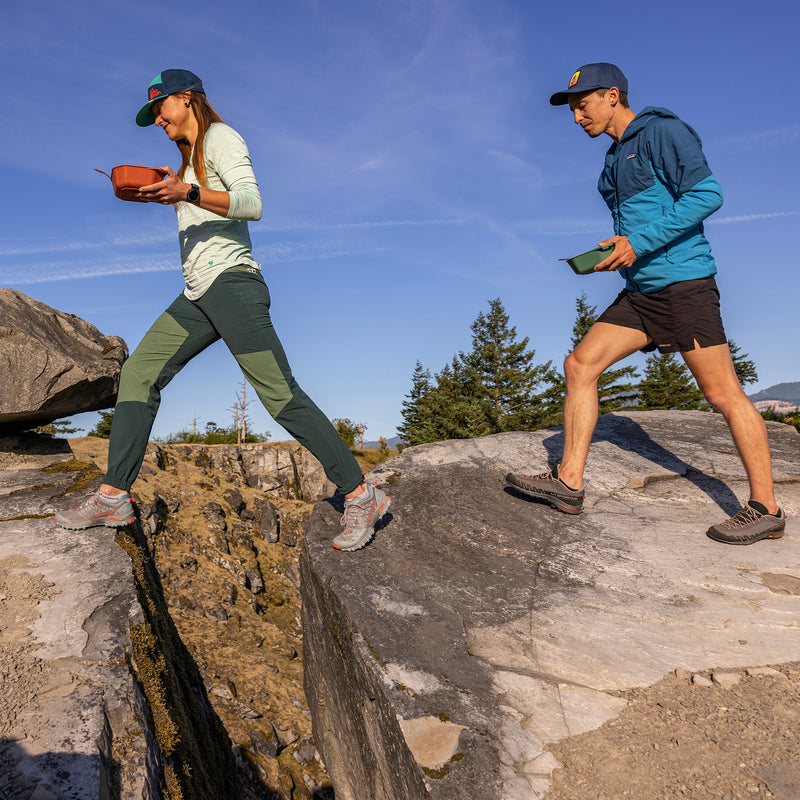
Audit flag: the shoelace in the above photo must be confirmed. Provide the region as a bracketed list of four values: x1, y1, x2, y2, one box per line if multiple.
[340, 506, 364, 535]
[520, 468, 555, 481]
[340, 493, 371, 535]
[78, 493, 104, 509]
[722, 505, 763, 530]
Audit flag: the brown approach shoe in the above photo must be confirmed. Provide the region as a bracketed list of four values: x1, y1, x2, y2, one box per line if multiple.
[505, 466, 584, 514]
[706, 501, 786, 545]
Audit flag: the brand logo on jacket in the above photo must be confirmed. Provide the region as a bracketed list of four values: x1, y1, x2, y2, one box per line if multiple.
[627, 153, 637, 159]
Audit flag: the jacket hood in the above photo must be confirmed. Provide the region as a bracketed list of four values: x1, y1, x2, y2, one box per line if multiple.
[619, 106, 703, 146]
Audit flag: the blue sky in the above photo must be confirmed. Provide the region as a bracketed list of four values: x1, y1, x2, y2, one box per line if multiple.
[3, 0, 797, 441]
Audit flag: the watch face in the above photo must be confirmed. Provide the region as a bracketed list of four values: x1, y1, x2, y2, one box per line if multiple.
[187, 185, 200, 203]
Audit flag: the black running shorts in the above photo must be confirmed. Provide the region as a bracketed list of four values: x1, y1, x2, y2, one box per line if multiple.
[596, 276, 727, 354]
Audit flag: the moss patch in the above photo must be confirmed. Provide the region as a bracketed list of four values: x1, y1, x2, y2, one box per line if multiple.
[42, 459, 103, 497]
[41, 458, 94, 474]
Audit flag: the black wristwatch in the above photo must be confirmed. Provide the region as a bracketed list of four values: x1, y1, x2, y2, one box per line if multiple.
[186, 183, 201, 204]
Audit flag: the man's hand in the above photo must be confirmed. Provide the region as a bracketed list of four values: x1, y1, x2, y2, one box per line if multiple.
[137, 167, 187, 204]
[594, 236, 637, 271]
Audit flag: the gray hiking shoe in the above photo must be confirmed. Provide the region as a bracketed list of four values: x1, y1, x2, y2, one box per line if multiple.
[706, 501, 785, 545]
[54, 490, 135, 530]
[333, 482, 391, 551]
[505, 466, 584, 514]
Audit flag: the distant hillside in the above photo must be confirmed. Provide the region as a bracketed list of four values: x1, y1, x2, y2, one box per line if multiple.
[748, 381, 800, 404]
[362, 435, 403, 449]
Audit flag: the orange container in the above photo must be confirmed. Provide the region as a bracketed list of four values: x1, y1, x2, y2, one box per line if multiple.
[95, 165, 168, 202]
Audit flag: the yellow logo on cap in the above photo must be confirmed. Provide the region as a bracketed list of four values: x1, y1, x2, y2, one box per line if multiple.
[568, 70, 580, 88]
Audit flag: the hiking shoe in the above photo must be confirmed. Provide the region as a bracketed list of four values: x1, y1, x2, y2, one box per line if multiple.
[54, 490, 136, 530]
[333, 482, 391, 551]
[504, 466, 584, 514]
[706, 501, 786, 545]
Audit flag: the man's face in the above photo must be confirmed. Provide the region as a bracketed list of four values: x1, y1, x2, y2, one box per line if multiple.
[568, 89, 615, 138]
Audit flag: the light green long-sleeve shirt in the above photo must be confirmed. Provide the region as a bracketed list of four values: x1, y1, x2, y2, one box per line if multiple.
[176, 122, 263, 300]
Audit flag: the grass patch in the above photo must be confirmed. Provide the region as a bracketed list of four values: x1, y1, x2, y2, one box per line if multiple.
[349, 447, 398, 467]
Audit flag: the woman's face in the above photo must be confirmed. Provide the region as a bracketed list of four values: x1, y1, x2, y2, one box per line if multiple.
[152, 92, 196, 142]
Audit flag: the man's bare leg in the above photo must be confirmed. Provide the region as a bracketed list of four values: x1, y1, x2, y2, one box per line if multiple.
[559, 322, 651, 490]
[681, 342, 778, 514]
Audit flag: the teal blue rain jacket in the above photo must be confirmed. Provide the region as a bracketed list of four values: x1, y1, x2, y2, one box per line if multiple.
[598, 107, 723, 292]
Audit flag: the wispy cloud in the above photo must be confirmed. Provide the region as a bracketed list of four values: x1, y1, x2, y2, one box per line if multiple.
[714, 123, 800, 152]
[2, 257, 177, 285]
[516, 218, 609, 236]
[260, 244, 387, 264]
[252, 217, 464, 233]
[487, 149, 545, 189]
[464, 211, 546, 264]
[235, 0, 524, 208]
[2, 240, 387, 286]
[0, 231, 174, 257]
[707, 211, 799, 225]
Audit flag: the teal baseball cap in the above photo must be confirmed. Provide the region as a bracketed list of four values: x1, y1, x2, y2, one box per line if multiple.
[136, 69, 205, 127]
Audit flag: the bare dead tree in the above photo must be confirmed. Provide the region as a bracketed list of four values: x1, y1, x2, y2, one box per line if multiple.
[241, 379, 247, 444]
[356, 421, 367, 449]
[233, 377, 252, 444]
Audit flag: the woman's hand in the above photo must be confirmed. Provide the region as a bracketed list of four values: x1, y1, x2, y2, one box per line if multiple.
[137, 167, 231, 215]
[137, 167, 187, 204]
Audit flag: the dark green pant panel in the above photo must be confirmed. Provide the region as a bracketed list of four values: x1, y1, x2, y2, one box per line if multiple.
[104, 269, 362, 493]
[197, 268, 274, 355]
[105, 401, 160, 491]
[274, 390, 364, 496]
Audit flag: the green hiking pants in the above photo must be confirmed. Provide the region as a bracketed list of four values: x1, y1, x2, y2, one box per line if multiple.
[104, 267, 363, 494]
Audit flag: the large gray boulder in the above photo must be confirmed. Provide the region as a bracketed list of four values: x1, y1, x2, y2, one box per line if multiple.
[0, 433, 244, 799]
[300, 411, 800, 800]
[0, 434, 159, 798]
[0, 289, 127, 431]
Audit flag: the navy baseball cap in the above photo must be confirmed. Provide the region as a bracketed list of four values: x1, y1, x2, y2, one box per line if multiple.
[136, 69, 205, 127]
[549, 63, 628, 106]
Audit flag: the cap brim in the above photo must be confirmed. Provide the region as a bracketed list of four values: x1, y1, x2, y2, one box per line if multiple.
[549, 84, 607, 106]
[135, 99, 157, 127]
[549, 91, 571, 106]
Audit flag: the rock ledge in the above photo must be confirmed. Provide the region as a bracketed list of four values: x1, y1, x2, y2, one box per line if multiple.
[301, 411, 800, 799]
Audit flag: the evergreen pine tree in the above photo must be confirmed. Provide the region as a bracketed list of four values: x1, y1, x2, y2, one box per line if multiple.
[568, 292, 597, 349]
[728, 339, 758, 387]
[637, 353, 705, 410]
[397, 299, 561, 444]
[397, 361, 434, 446]
[549, 293, 640, 421]
[34, 419, 81, 437]
[88, 410, 115, 438]
[459, 298, 559, 434]
[425, 357, 484, 441]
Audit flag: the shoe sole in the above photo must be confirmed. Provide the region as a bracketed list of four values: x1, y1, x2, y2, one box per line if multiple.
[504, 478, 583, 515]
[706, 525, 785, 546]
[332, 497, 391, 551]
[54, 514, 136, 531]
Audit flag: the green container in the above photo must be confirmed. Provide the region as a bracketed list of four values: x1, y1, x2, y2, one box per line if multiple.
[562, 244, 615, 275]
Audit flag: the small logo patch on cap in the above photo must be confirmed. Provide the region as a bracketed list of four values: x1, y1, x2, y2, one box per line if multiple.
[568, 70, 581, 88]
[149, 87, 162, 100]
